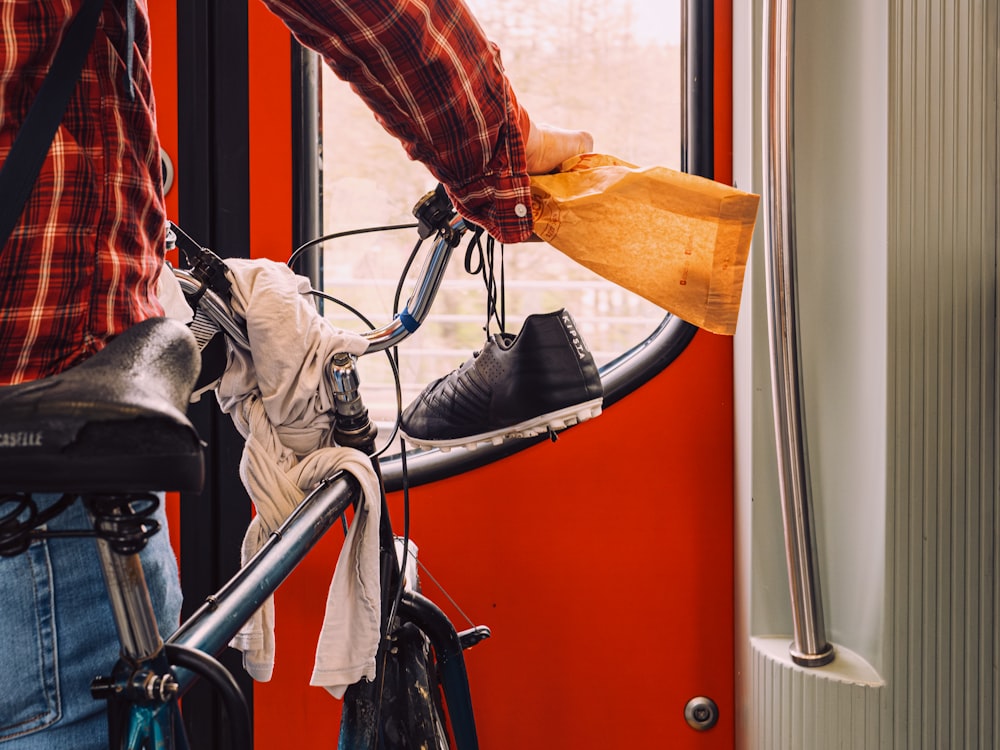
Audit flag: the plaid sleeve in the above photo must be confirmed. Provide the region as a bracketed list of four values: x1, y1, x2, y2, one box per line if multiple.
[0, 0, 165, 385]
[260, 0, 535, 243]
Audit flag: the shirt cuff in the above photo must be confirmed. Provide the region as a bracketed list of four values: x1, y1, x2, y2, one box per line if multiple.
[446, 174, 534, 245]
[445, 86, 535, 244]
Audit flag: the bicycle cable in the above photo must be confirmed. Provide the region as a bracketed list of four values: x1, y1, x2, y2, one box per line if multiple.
[383, 233, 425, 623]
[290, 215, 472, 743]
[368, 229, 442, 744]
[294, 222, 427, 463]
[285, 222, 419, 269]
[413, 555, 478, 631]
[370, 430, 414, 746]
[382, 226, 503, 631]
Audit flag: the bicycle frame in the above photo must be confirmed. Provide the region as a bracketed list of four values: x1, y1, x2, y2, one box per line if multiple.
[161, 440, 480, 747]
[156, 186, 482, 747]
[167, 470, 362, 692]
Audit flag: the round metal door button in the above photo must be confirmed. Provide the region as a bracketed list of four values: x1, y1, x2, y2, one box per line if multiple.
[684, 696, 719, 731]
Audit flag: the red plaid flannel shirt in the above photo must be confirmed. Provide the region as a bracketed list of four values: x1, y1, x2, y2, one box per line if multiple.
[0, 0, 532, 385]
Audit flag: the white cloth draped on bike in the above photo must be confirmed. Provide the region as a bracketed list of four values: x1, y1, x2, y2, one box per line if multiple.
[213, 257, 381, 699]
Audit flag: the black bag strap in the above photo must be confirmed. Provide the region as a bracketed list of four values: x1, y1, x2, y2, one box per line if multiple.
[0, 0, 103, 248]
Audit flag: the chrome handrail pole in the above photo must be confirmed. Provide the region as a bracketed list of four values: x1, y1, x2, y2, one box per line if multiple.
[761, 0, 835, 667]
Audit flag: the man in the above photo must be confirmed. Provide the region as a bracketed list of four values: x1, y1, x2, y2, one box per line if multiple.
[0, 1, 591, 746]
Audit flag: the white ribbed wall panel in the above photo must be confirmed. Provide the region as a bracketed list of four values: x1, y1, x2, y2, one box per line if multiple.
[737, 0, 999, 747]
[886, 0, 998, 747]
[751, 638, 883, 748]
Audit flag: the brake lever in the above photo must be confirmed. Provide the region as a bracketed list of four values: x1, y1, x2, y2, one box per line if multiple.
[167, 222, 233, 306]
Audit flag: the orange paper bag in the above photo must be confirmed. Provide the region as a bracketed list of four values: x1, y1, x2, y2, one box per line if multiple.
[530, 154, 760, 335]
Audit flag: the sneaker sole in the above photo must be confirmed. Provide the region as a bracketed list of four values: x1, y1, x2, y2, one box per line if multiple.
[401, 397, 604, 452]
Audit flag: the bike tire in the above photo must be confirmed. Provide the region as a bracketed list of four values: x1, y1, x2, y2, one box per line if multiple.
[339, 620, 450, 750]
[383, 621, 450, 749]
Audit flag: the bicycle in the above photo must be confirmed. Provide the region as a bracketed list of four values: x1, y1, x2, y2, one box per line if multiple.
[0, 186, 492, 749]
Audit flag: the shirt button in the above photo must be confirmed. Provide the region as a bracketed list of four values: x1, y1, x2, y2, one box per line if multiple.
[514, 203, 528, 218]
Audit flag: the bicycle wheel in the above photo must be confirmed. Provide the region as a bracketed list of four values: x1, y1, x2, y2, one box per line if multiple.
[383, 621, 450, 749]
[339, 620, 450, 750]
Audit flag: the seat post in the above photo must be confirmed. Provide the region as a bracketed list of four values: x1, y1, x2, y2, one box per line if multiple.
[86, 495, 165, 662]
[86, 498, 184, 750]
[93, 538, 164, 662]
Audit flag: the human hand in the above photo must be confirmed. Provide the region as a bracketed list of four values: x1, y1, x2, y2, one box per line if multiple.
[524, 120, 594, 174]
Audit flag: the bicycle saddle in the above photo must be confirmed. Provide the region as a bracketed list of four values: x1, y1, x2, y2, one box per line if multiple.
[0, 317, 205, 494]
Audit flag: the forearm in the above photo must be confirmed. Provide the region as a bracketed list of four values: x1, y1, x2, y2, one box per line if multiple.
[260, 0, 534, 242]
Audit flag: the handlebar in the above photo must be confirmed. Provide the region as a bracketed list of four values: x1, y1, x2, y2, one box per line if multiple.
[353, 215, 466, 354]
[168, 185, 469, 355]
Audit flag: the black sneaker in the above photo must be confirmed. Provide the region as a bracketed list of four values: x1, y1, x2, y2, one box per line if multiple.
[400, 309, 604, 450]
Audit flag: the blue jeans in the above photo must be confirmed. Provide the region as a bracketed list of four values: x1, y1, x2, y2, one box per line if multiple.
[0, 495, 182, 748]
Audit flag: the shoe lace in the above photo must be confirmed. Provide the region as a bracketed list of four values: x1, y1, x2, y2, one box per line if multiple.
[463, 227, 506, 338]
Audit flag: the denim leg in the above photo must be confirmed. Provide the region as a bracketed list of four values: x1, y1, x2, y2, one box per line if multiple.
[0, 495, 182, 749]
